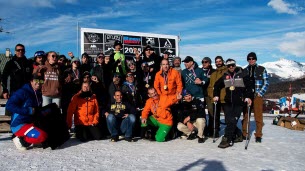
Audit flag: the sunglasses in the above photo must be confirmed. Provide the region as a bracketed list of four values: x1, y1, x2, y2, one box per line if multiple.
[51, 55, 57, 58]
[126, 74, 134, 77]
[227, 64, 236, 68]
[16, 49, 25, 52]
[58, 58, 64, 61]
[97, 56, 104, 58]
[202, 61, 209, 64]
[36, 56, 43, 59]
[84, 76, 90, 78]
[33, 79, 44, 84]
[248, 57, 256, 61]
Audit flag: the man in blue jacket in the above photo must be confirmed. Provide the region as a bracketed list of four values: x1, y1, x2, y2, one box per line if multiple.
[6, 74, 47, 150]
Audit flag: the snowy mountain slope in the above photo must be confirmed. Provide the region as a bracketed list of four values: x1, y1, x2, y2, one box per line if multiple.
[261, 58, 305, 80]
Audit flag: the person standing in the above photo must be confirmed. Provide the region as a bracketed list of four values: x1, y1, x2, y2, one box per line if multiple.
[173, 57, 182, 73]
[207, 56, 227, 137]
[213, 59, 252, 148]
[2, 44, 33, 99]
[242, 52, 269, 143]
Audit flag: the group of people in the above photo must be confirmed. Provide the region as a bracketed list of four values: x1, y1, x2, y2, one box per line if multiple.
[3, 41, 268, 150]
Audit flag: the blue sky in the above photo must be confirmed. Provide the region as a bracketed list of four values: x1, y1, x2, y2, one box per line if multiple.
[0, 0, 304, 66]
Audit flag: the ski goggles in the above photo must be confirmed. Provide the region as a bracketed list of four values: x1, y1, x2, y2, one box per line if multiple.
[33, 79, 44, 84]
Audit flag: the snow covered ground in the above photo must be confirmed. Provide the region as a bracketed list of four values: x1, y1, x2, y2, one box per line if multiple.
[0, 116, 304, 171]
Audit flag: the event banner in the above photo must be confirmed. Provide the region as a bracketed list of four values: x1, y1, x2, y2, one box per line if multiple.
[81, 28, 179, 61]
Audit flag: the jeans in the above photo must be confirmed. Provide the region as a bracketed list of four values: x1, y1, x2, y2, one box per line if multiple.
[106, 114, 136, 138]
[42, 95, 61, 108]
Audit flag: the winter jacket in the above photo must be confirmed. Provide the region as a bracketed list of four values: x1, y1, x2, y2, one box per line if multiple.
[181, 62, 208, 98]
[1, 56, 33, 94]
[6, 83, 42, 133]
[154, 68, 183, 96]
[208, 65, 227, 103]
[111, 51, 127, 75]
[90, 64, 106, 88]
[121, 81, 142, 108]
[202, 66, 215, 97]
[178, 98, 206, 123]
[213, 67, 253, 106]
[141, 95, 179, 126]
[103, 101, 136, 119]
[66, 92, 99, 128]
[244, 64, 269, 97]
[143, 53, 161, 78]
[41, 61, 63, 97]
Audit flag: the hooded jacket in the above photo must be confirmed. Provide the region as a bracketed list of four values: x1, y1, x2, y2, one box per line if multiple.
[6, 83, 42, 133]
[66, 92, 99, 128]
[41, 61, 63, 97]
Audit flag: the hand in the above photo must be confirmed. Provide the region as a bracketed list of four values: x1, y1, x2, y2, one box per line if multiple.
[3, 93, 9, 99]
[149, 68, 154, 72]
[122, 114, 129, 119]
[186, 122, 194, 131]
[194, 78, 202, 85]
[183, 116, 190, 124]
[91, 76, 99, 83]
[68, 52, 74, 57]
[65, 74, 72, 83]
[141, 118, 147, 124]
[245, 98, 252, 106]
[105, 112, 109, 118]
[177, 93, 182, 100]
[213, 96, 219, 102]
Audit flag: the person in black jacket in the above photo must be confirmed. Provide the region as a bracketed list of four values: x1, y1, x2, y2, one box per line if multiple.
[2, 44, 33, 99]
[213, 59, 252, 148]
[103, 90, 136, 142]
[177, 89, 206, 143]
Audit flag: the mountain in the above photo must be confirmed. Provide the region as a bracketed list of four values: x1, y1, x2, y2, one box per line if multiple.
[261, 58, 305, 81]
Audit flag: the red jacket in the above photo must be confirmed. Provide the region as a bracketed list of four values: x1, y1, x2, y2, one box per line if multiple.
[66, 92, 99, 128]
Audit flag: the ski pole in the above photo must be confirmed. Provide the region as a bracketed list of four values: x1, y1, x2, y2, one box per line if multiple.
[245, 103, 251, 150]
[213, 101, 217, 143]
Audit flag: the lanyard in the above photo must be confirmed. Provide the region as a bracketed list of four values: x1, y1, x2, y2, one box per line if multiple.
[144, 72, 150, 83]
[163, 72, 168, 85]
[230, 73, 236, 85]
[72, 69, 79, 79]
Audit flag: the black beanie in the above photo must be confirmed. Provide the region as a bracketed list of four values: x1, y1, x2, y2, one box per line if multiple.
[247, 52, 257, 60]
[202, 57, 212, 64]
[215, 56, 224, 62]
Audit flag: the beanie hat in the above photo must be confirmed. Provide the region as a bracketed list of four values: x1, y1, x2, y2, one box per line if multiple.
[202, 57, 212, 64]
[113, 40, 123, 48]
[215, 56, 224, 62]
[182, 89, 191, 97]
[247, 52, 257, 60]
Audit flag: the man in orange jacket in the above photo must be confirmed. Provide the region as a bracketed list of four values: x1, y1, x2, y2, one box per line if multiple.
[67, 82, 102, 142]
[141, 87, 182, 142]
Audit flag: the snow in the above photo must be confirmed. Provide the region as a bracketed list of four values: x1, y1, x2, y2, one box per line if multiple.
[261, 58, 305, 80]
[1, 116, 305, 171]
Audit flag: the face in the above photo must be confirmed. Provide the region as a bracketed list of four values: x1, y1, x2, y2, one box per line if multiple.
[104, 56, 110, 64]
[145, 49, 153, 57]
[58, 58, 64, 64]
[248, 57, 257, 66]
[72, 61, 80, 68]
[83, 75, 91, 83]
[161, 60, 170, 72]
[97, 55, 104, 64]
[163, 54, 169, 59]
[30, 79, 44, 91]
[184, 61, 193, 69]
[128, 63, 135, 70]
[47, 52, 57, 65]
[36, 56, 43, 65]
[202, 60, 210, 69]
[114, 45, 122, 51]
[142, 65, 149, 72]
[227, 64, 236, 73]
[113, 75, 121, 84]
[82, 56, 88, 64]
[81, 83, 90, 92]
[184, 94, 192, 102]
[114, 91, 123, 102]
[15, 45, 25, 58]
[148, 88, 158, 100]
[173, 59, 181, 67]
[215, 59, 224, 68]
[126, 73, 134, 83]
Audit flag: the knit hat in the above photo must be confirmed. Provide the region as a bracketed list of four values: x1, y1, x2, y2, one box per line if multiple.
[113, 40, 123, 48]
[215, 56, 224, 62]
[202, 57, 212, 64]
[247, 52, 257, 61]
[182, 89, 191, 97]
[144, 45, 154, 51]
[71, 57, 80, 62]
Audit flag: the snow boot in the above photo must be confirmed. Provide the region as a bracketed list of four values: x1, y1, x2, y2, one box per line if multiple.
[218, 136, 230, 148]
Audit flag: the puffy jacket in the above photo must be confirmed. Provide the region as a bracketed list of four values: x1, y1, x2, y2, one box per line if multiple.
[6, 83, 42, 133]
[208, 66, 227, 103]
[141, 95, 179, 126]
[181, 62, 208, 98]
[66, 92, 99, 128]
[154, 68, 183, 96]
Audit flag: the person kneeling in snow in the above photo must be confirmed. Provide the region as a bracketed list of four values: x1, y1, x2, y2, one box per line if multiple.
[141, 87, 182, 142]
[6, 74, 47, 150]
[177, 89, 206, 143]
[67, 82, 102, 142]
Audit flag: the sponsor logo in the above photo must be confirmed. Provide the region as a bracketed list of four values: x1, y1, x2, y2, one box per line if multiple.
[88, 33, 100, 43]
[164, 39, 172, 48]
[146, 37, 155, 46]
